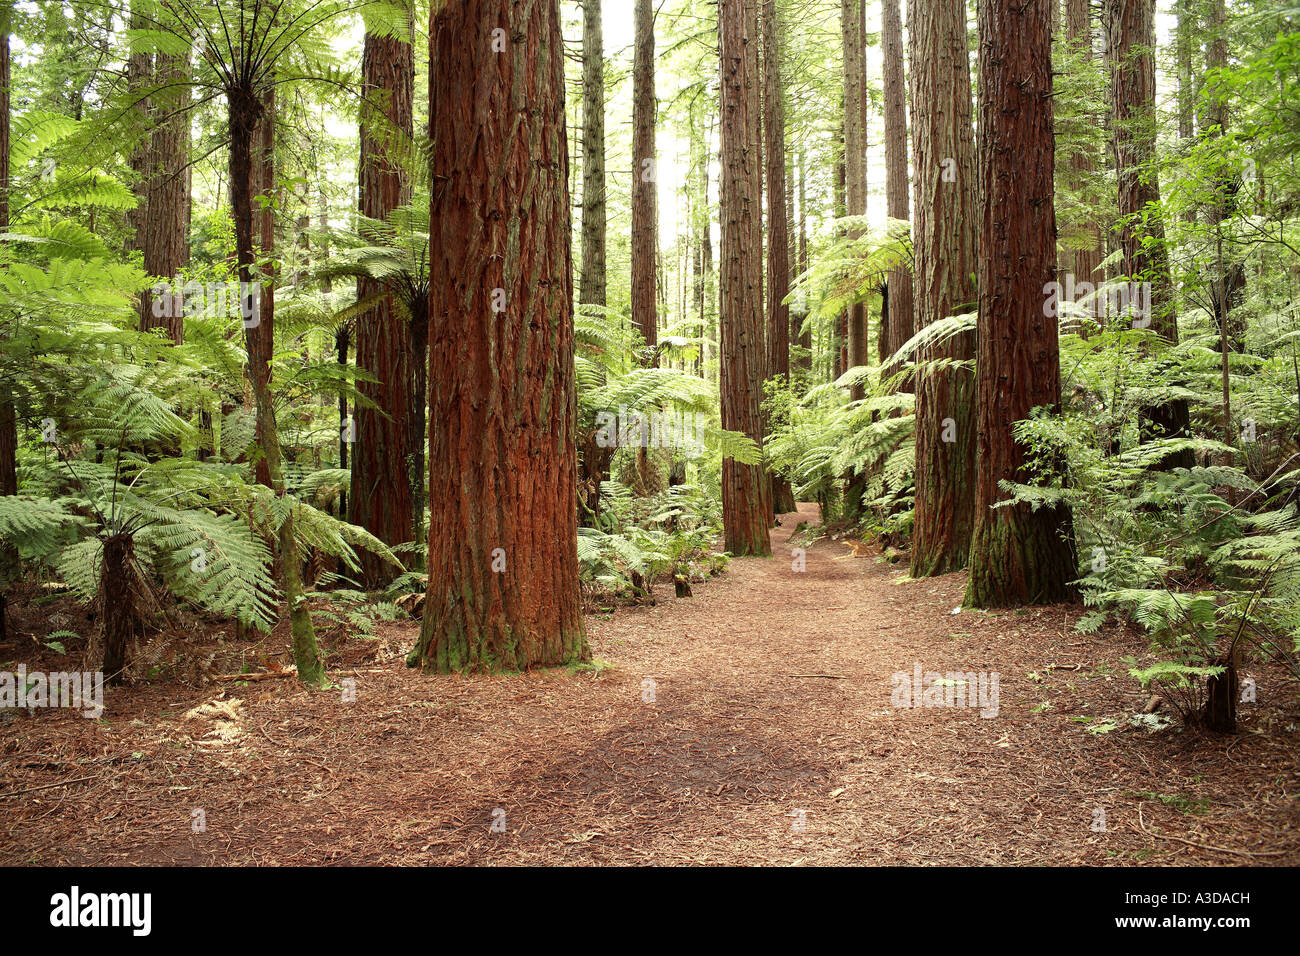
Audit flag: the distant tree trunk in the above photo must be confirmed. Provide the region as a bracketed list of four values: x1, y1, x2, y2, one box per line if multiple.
[841, 0, 867, 399]
[1202, 0, 1245, 353]
[579, 0, 607, 308]
[833, 140, 846, 381]
[351, 23, 416, 589]
[126, 5, 151, 257]
[227, 77, 326, 685]
[1064, 0, 1103, 313]
[1105, 0, 1191, 468]
[880, 0, 913, 386]
[139, 48, 190, 344]
[0, 0, 14, 643]
[966, 0, 1077, 608]
[908, 0, 978, 577]
[409, 0, 587, 673]
[763, 0, 796, 515]
[632, 0, 658, 358]
[718, 0, 772, 555]
[794, 145, 812, 375]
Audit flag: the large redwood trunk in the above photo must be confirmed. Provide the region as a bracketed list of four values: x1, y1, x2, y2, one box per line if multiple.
[0, 1, 14, 643]
[880, 0, 912, 383]
[763, 0, 796, 515]
[139, 49, 190, 343]
[965, 0, 1077, 608]
[1104, 0, 1191, 467]
[631, 0, 658, 357]
[908, 0, 978, 577]
[351, 25, 416, 589]
[409, 0, 586, 673]
[1062, 0, 1103, 316]
[718, 0, 771, 555]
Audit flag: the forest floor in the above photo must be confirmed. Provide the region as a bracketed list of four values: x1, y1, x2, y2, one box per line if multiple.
[2, 502, 1298, 865]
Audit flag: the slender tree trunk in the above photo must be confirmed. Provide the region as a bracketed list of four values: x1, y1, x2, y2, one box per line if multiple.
[718, 0, 771, 555]
[632, 0, 658, 358]
[579, 0, 607, 308]
[841, 0, 867, 399]
[1064, 0, 1104, 314]
[351, 22, 416, 589]
[763, 0, 796, 515]
[966, 0, 1077, 607]
[409, 0, 587, 672]
[99, 535, 144, 685]
[228, 79, 325, 685]
[126, 5, 151, 257]
[880, 0, 913, 386]
[909, 0, 979, 577]
[794, 145, 812, 375]
[1105, 0, 1191, 468]
[139, 48, 190, 344]
[1202, 0, 1245, 353]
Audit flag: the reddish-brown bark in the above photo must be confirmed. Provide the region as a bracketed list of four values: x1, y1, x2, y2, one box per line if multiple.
[966, 0, 1077, 607]
[908, 0, 978, 577]
[409, 0, 587, 672]
[579, 0, 607, 308]
[880, 0, 912, 380]
[351, 26, 416, 588]
[841, 0, 867, 399]
[139, 50, 190, 344]
[631, 0, 658, 356]
[718, 0, 771, 555]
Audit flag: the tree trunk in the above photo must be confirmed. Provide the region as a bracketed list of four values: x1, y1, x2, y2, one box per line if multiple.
[632, 0, 658, 358]
[139, 48, 190, 344]
[0, 0, 14, 643]
[579, 0, 607, 308]
[841, 0, 867, 399]
[718, 0, 772, 556]
[99, 535, 144, 685]
[351, 23, 416, 589]
[763, 0, 796, 515]
[966, 0, 1077, 608]
[409, 0, 587, 673]
[1202, 0, 1245, 353]
[880, 0, 913, 385]
[1104, 0, 1192, 468]
[909, 0, 978, 577]
[1063, 0, 1103, 313]
[228, 79, 326, 685]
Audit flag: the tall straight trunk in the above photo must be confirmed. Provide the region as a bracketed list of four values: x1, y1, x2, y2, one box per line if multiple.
[880, 0, 913, 384]
[227, 78, 325, 685]
[631, 0, 658, 356]
[1064, 0, 1103, 307]
[351, 23, 416, 589]
[140, 48, 190, 343]
[841, 0, 868, 399]
[409, 0, 587, 672]
[796, 146, 811, 371]
[1105, 0, 1191, 466]
[763, 0, 796, 514]
[718, 0, 772, 555]
[126, 5, 152, 257]
[249, 86, 276, 489]
[966, 0, 1077, 608]
[833, 139, 846, 381]
[909, 0, 978, 577]
[580, 0, 606, 307]
[0, 0, 14, 643]
[1202, 0, 1245, 353]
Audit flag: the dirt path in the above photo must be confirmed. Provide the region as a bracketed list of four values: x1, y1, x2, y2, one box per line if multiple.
[3, 502, 1298, 865]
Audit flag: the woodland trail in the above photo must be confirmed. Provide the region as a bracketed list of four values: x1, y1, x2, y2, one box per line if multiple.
[2, 503, 1298, 865]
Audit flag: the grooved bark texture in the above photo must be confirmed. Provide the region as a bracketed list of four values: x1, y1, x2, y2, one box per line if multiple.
[412, 0, 587, 672]
[352, 27, 416, 588]
[880, 0, 912, 378]
[718, 0, 771, 555]
[579, 0, 606, 307]
[1063, 0, 1103, 305]
[631, 0, 657, 354]
[908, 0, 978, 577]
[966, 0, 1077, 607]
[1104, 0, 1191, 461]
[0, 2, 14, 641]
[139, 50, 190, 344]
[841, 0, 867, 398]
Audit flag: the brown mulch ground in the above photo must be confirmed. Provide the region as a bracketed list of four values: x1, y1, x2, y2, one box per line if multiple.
[2, 502, 1298, 865]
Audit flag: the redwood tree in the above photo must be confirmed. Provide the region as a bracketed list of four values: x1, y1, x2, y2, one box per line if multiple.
[908, 0, 978, 577]
[880, 0, 912, 380]
[966, 0, 1077, 607]
[579, 0, 606, 308]
[408, 0, 587, 672]
[351, 18, 416, 588]
[631, 0, 657, 357]
[0, 0, 13, 643]
[139, 48, 191, 343]
[763, 0, 796, 514]
[718, 0, 771, 556]
[1104, 0, 1191, 467]
[840, 0, 867, 398]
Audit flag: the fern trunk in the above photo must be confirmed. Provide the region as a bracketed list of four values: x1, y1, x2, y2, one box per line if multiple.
[100, 534, 144, 685]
